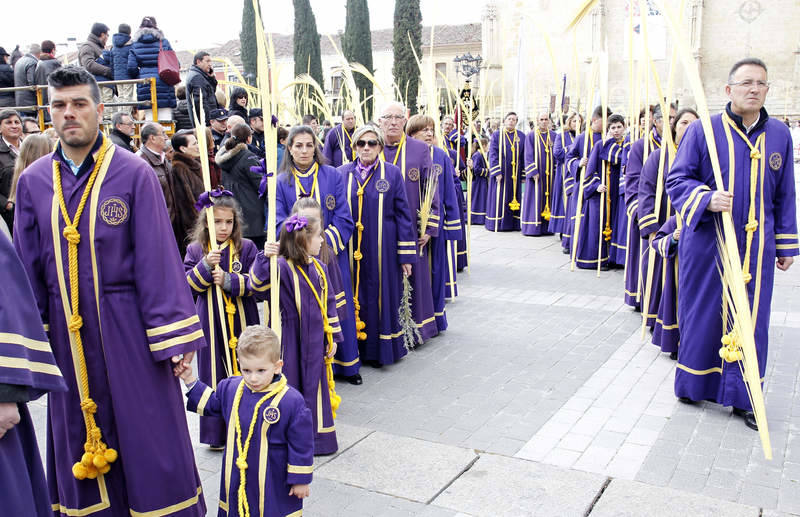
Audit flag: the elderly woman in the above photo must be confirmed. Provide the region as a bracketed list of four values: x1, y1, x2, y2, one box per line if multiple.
[406, 114, 462, 333]
[275, 125, 361, 384]
[338, 125, 416, 367]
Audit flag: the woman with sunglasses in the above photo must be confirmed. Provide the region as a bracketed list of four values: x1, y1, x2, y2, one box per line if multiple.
[338, 126, 417, 367]
[275, 125, 362, 384]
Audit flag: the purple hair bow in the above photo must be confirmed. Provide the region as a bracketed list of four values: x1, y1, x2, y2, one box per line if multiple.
[271, 115, 278, 128]
[194, 188, 234, 211]
[250, 158, 274, 198]
[284, 214, 308, 233]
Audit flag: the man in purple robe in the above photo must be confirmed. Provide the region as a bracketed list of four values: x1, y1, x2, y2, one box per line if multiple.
[13, 66, 206, 515]
[666, 58, 798, 429]
[624, 106, 664, 309]
[379, 102, 440, 343]
[468, 142, 489, 224]
[1, 232, 67, 517]
[553, 114, 580, 251]
[486, 112, 525, 232]
[322, 110, 356, 167]
[522, 112, 556, 236]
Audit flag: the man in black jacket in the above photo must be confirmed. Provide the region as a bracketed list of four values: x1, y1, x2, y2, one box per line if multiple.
[109, 112, 136, 152]
[185, 51, 218, 126]
[34, 40, 62, 106]
[13, 44, 40, 116]
[248, 108, 265, 159]
[0, 48, 14, 108]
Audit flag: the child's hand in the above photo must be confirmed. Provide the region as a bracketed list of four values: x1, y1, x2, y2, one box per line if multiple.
[212, 270, 225, 286]
[289, 484, 310, 499]
[172, 354, 196, 384]
[263, 241, 279, 258]
[206, 249, 222, 267]
[673, 227, 681, 241]
[327, 342, 337, 358]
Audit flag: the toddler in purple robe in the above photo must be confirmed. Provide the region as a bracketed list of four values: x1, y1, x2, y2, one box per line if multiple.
[184, 190, 262, 449]
[176, 325, 314, 517]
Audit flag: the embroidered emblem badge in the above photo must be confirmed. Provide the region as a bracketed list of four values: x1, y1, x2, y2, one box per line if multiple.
[263, 406, 280, 424]
[769, 152, 782, 171]
[232, 260, 242, 273]
[376, 178, 390, 193]
[408, 167, 420, 182]
[325, 194, 336, 210]
[433, 164, 443, 176]
[99, 197, 129, 226]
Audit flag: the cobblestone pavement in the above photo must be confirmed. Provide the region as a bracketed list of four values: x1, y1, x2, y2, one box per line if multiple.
[28, 178, 800, 516]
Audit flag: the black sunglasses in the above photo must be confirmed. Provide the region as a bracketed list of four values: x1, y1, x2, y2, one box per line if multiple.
[356, 139, 379, 148]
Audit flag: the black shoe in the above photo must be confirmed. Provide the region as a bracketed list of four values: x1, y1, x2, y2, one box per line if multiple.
[344, 373, 363, 385]
[600, 264, 610, 271]
[677, 397, 695, 405]
[364, 360, 383, 369]
[562, 247, 570, 255]
[669, 351, 678, 361]
[208, 444, 225, 451]
[732, 408, 758, 430]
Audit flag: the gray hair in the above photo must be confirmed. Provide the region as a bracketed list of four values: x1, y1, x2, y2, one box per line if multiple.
[378, 101, 406, 118]
[29, 43, 41, 55]
[140, 122, 163, 144]
[352, 124, 384, 151]
[111, 111, 131, 128]
[728, 58, 768, 84]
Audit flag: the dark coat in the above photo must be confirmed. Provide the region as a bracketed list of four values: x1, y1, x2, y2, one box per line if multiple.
[0, 63, 14, 107]
[0, 137, 17, 228]
[173, 99, 193, 131]
[127, 27, 177, 109]
[184, 64, 218, 126]
[216, 143, 264, 238]
[136, 145, 176, 225]
[78, 34, 113, 83]
[34, 56, 62, 104]
[170, 151, 205, 255]
[111, 32, 133, 81]
[109, 128, 135, 153]
[13, 54, 38, 109]
[228, 104, 248, 121]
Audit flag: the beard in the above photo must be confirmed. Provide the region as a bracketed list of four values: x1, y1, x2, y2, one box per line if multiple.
[59, 125, 96, 148]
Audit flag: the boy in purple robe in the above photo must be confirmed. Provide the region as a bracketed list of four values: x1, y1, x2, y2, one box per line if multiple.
[379, 102, 440, 342]
[13, 66, 206, 516]
[0, 232, 67, 517]
[178, 325, 314, 517]
[469, 143, 489, 224]
[522, 113, 556, 236]
[666, 58, 798, 429]
[338, 125, 417, 366]
[649, 215, 680, 356]
[607, 117, 631, 267]
[486, 112, 525, 232]
[623, 109, 664, 309]
[322, 110, 356, 167]
[564, 111, 603, 255]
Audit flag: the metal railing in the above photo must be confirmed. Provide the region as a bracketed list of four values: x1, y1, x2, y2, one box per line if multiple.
[0, 77, 160, 130]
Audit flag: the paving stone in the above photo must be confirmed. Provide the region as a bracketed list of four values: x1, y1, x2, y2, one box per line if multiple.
[316, 431, 477, 503]
[433, 454, 607, 516]
[314, 423, 373, 468]
[590, 479, 759, 517]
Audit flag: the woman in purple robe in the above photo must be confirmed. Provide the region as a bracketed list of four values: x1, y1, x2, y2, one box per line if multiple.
[469, 141, 489, 225]
[486, 112, 525, 232]
[275, 126, 360, 384]
[184, 191, 261, 448]
[666, 60, 798, 425]
[378, 102, 440, 342]
[649, 215, 681, 357]
[251, 213, 342, 455]
[522, 114, 556, 236]
[1, 231, 67, 517]
[551, 113, 581, 240]
[623, 111, 664, 309]
[338, 125, 417, 366]
[406, 115, 463, 332]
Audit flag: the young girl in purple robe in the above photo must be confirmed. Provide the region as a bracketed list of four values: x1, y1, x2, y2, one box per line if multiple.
[176, 325, 314, 517]
[252, 208, 341, 455]
[184, 189, 262, 449]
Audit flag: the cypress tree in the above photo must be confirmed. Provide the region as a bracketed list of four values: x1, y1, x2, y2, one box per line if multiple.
[293, 0, 325, 115]
[392, 0, 422, 114]
[240, 0, 260, 84]
[342, 0, 374, 120]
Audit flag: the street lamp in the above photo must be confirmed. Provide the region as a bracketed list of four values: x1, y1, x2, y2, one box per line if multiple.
[453, 52, 483, 81]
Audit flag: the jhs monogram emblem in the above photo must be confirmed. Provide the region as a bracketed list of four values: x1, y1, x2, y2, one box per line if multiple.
[407, 168, 420, 182]
[375, 178, 390, 193]
[769, 152, 782, 171]
[99, 197, 129, 226]
[263, 406, 280, 424]
[325, 194, 336, 210]
[232, 260, 242, 273]
[433, 164, 443, 176]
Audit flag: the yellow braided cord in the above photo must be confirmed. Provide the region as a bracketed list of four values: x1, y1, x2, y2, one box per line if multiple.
[54, 138, 119, 481]
[231, 375, 287, 517]
[293, 162, 320, 204]
[212, 241, 241, 375]
[352, 172, 373, 341]
[295, 259, 341, 418]
[506, 130, 520, 211]
[539, 130, 552, 220]
[604, 161, 613, 241]
[722, 114, 764, 284]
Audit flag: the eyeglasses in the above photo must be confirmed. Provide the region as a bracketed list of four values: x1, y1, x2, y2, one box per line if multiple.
[380, 114, 405, 122]
[729, 80, 770, 90]
[356, 139, 379, 148]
